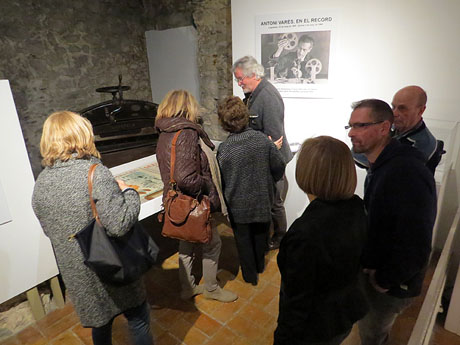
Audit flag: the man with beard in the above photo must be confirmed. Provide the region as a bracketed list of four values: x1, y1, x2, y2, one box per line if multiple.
[232, 56, 293, 250]
[347, 99, 437, 345]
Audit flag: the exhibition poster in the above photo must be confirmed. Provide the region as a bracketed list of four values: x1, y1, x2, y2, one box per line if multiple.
[256, 10, 337, 98]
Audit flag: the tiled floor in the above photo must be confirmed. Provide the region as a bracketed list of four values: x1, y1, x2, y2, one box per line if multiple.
[2, 215, 460, 345]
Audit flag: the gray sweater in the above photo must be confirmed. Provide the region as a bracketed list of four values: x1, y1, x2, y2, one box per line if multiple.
[32, 156, 146, 327]
[217, 128, 286, 224]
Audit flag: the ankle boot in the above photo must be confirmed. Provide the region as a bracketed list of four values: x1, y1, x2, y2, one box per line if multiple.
[204, 286, 238, 303]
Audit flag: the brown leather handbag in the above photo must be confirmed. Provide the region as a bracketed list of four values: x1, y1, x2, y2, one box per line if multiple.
[159, 130, 212, 244]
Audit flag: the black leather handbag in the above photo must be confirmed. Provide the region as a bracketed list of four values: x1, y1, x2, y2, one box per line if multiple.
[74, 164, 159, 285]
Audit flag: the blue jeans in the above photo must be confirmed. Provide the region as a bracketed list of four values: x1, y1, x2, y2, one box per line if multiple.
[92, 301, 153, 345]
[358, 272, 413, 345]
[274, 327, 351, 345]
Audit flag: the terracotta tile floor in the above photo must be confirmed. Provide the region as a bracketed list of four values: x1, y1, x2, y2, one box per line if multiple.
[2, 215, 460, 345]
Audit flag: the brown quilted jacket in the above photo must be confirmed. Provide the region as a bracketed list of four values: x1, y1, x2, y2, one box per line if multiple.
[155, 117, 220, 212]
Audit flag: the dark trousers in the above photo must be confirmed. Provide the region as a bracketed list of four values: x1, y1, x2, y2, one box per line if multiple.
[231, 221, 270, 284]
[274, 326, 351, 345]
[272, 174, 288, 239]
[92, 301, 153, 345]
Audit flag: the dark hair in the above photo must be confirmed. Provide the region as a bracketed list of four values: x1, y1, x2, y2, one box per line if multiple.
[217, 96, 249, 133]
[351, 98, 394, 123]
[298, 34, 314, 46]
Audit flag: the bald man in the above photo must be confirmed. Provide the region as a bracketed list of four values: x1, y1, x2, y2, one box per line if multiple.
[354, 86, 444, 174]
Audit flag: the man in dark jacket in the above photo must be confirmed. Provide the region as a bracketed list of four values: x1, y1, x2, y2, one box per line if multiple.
[347, 99, 437, 345]
[232, 55, 294, 250]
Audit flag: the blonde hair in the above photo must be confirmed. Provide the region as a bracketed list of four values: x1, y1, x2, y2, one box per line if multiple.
[155, 90, 199, 123]
[40, 111, 101, 167]
[295, 136, 356, 201]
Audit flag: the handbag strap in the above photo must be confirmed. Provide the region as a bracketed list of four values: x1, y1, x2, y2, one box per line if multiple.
[169, 130, 182, 187]
[88, 163, 100, 221]
[169, 129, 202, 190]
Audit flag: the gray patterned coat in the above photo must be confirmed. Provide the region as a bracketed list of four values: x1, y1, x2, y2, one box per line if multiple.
[32, 156, 146, 327]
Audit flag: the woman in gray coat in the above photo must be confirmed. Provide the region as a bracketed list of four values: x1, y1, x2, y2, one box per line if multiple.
[32, 111, 153, 345]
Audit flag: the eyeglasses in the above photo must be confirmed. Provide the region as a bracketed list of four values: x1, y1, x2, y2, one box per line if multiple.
[344, 121, 384, 130]
[234, 75, 247, 83]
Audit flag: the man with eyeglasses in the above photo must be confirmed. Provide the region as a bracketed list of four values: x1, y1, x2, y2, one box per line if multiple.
[232, 55, 293, 250]
[347, 99, 437, 345]
[353, 86, 444, 174]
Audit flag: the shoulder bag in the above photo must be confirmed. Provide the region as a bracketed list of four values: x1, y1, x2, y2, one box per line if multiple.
[159, 130, 212, 244]
[73, 164, 159, 285]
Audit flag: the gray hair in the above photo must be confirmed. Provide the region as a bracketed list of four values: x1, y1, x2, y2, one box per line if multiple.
[232, 55, 265, 79]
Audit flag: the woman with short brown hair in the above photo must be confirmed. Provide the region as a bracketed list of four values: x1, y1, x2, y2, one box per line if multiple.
[275, 136, 368, 345]
[217, 96, 285, 286]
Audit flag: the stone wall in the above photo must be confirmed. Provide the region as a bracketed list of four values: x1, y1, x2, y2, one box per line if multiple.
[193, 0, 232, 140]
[0, 0, 232, 177]
[145, 0, 232, 139]
[0, 0, 153, 177]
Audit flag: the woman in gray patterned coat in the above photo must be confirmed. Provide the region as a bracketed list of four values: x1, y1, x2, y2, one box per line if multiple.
[217, 96, 286, 285]
[32, 111, 153, 345]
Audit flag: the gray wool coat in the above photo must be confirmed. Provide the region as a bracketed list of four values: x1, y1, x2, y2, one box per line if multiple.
[32, 156, 146, 328]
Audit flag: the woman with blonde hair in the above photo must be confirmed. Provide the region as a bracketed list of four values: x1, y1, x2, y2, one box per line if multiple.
[155, 90, 237, 302]
[32, 111, 153, 345]
[275, 136, 368, 345]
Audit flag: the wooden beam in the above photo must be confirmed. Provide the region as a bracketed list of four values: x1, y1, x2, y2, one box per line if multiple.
[25, 287, 45, 321]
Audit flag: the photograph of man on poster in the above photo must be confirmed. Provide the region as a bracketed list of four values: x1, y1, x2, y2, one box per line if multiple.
[261, 31, 331, 84]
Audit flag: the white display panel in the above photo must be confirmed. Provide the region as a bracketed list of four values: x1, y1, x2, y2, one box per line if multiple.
[0, 180, 12, 225]
[110, 155, 163, 220]
[145, 26, 200, 104]
[0, 80, 59, 304]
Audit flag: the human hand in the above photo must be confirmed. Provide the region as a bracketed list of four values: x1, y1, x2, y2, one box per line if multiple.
[269, 135, 283, 150]
[364, 268, 389, 293]
[116, 179, 129, 191]
[273, 38, 290, 58]
[291, 67, 302, 78]
[278, 38, 290, 50]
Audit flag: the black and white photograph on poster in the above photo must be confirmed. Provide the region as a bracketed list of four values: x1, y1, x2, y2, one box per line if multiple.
[256, 11, 337, 98]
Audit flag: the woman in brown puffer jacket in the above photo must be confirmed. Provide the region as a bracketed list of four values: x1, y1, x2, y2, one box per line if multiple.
[155, 89, 237, 303]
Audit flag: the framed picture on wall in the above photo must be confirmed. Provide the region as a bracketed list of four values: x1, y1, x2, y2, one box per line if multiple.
[256, 11, 338, 98]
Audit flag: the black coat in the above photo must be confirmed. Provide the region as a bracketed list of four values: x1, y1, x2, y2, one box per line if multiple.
[275, 196, 368, 344]
[363, 139, 437, 298]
